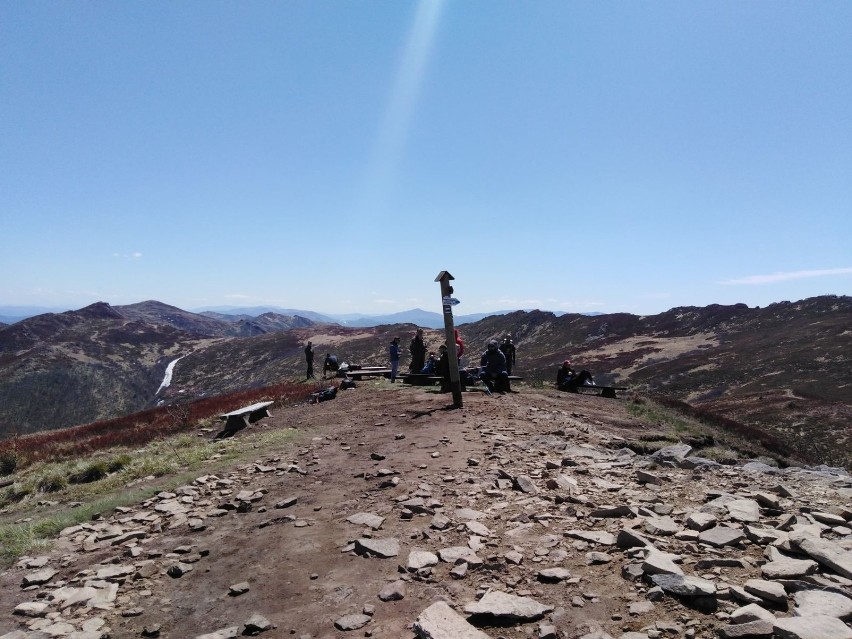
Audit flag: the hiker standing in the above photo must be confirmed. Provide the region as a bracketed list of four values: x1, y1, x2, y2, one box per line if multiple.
[499, 334, 516, 375]
[389, 336, 401, 382]
[409, 328, 427, 374]
[455, 329, 465, 365]
[305, 341, 315, 379]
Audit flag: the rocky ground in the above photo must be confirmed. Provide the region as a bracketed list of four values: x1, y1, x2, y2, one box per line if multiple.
[1, 382, 851, 639]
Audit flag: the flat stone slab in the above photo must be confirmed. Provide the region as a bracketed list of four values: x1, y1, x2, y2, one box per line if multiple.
[96, 564, 135, 581]
[413, 601, 491, 639]
[789, 530, 852, 579]
[378, 580, 406, 602]
[811, 511, 848, 526]
[51, 585, 99, 610]
[686, 512, 717, 531]
[566, 530, 617, 546]
[793, 590, 852, 620]
[438, 546, 481, 564]
[731, 603, 776, 624]
[514, 474, 538, 494]
[761, 556, 818, 579]
[744, 579, 787, 604]
[651, 443, 692, 462]
[642, 549, 684, 576]
[537, 567, 571, 583]
[355, 537, 399, 558]
[195, 627, 240, 639]
[13, 601, 49, 617]
[774, 614, 852, 639]
[21, 568, 57, 586]
[346, 512, 385, 530]
[650, 574, 716, 597]
[464, 590, 553, 621]
[699, 526, 745, 547]
[617, 528, 655, 548]
[407, 548, 439, 571]
[454, 508, 486, 520]
[334, 613, 371, 631]
[465, 521, 491, 536]
[718, 620, 774, 638]
[727, 499, 761, 523]
[644, 516, 680, 536]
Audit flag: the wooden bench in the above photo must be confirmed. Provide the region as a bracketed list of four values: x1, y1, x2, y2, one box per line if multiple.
[574, 385, 628, 399]
[341, 368, 394, 380]
[216, 400, 274, 438]
[403, 374, 524, 389]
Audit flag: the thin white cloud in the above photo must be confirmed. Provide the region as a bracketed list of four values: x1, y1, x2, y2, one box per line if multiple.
[718, 267, 852, 285]
[224, 293, 251, 300]
[112, 252, 143, 259]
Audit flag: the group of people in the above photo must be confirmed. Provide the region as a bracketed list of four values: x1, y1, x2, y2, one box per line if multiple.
[303, 341, 340, 380]
[410, 330, 517, 395]
[306, 331, 594, 394]
[407, 328, 465, 376]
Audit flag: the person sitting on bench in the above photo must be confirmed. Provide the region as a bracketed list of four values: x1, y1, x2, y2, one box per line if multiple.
[480, 340, 510, 394]
[420, 352, 439, 374]
[557, 360, 595, 392]
[323, 354, 339, 378]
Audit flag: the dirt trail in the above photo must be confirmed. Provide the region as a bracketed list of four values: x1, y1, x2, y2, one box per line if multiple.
[2, 382, 851, 639]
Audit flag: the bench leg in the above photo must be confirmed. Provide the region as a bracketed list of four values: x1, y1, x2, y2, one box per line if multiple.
[216, 414, 250, 438]
[248, 408, 271, 424]
[600, 387, 616, 399]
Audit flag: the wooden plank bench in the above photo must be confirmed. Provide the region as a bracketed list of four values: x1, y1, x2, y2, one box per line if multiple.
[342, 368, 394, 380]
[402, 374, 443, 385]
[574, 385, 628, 399]
[216, 400, 274, 438]
[403, 374, 525, 389]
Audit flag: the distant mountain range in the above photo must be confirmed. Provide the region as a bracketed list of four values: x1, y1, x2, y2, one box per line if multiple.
[0, 304, 564, 329]
[1, 296, 849, 469]
[191, 305, 573, 328]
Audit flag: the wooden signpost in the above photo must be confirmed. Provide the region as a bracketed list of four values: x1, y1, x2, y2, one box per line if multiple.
[434, 271, 463, 408]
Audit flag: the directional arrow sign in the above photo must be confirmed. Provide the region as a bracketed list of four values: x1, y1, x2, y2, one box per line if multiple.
[442, 297, 460, 305]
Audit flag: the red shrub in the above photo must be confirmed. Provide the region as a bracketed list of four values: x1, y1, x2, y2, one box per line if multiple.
[0, 380, 321, 469]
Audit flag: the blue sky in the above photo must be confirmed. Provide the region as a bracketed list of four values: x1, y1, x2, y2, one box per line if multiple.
[2, 1, 850, 317]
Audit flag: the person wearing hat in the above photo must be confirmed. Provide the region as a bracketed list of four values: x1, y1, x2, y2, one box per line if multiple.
[499, 334, 516, 375]
[557, 359, 595, 392]
[389, 336, 401, 382]
[479, 339, 510, 394]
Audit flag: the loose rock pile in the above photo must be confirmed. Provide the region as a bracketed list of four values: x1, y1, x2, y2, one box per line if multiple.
[1, 389, 851, 639]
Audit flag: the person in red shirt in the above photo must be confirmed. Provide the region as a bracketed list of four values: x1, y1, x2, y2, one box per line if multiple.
[454, 329, 465, 364]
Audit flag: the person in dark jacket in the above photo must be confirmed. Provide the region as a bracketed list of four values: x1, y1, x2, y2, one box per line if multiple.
[389, 337, 401, 382]
[323, 353, 339, 379]
[305, 341, 315, 379]
[409, 328, 427, 374]
[556, 360, 595, 392]
[499, 334, 516, 375]
[479, 340, 510, 394]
